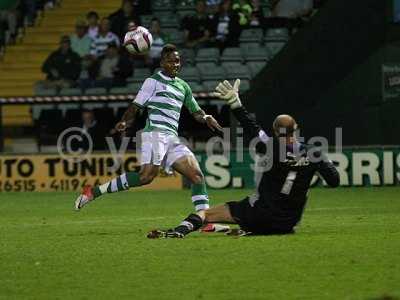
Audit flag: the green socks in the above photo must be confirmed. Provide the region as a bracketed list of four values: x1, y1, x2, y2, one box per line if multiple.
[191, 182, 209, 211]
[93, 172, 141, 198]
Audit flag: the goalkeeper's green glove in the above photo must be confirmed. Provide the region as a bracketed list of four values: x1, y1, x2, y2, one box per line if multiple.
[214, 79, 242, 109]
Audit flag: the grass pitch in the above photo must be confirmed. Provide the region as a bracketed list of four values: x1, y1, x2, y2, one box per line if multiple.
[0, 187, 399, 300]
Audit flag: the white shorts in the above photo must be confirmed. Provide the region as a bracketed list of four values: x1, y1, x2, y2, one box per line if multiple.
[140, 131, 195, 173]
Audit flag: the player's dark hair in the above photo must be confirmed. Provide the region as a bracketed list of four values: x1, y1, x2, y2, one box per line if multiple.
[160, 44, 178, 61]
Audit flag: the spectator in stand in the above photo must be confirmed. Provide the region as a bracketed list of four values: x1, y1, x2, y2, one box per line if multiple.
[109, 0, 141, 42]
[90, 17, 120, 58]
[81, 43, 132, 90]
[70, 19, 92, 58]
[211, 0, 241, 50]
[79, 109, 107, 151]
[272, 0, 313, 32]
[182, 0, 213, 49]
[232, 0, 253, 27]
[0, 16, 7, 54]
[0, 1, 18, 47]
[40, 35, 81, 89]
[249, 0, 265, 28]
[86, 11, 99, 40]
[145, 18, 170, 71]
[22, 0, 37, 26]
[206, 0, 222, 14]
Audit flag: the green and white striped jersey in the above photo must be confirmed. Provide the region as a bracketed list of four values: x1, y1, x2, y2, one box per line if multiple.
[132, 71, 201, 135]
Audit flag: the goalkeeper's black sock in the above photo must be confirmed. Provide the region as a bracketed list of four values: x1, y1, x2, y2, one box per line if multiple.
[174, 214, 204, 236]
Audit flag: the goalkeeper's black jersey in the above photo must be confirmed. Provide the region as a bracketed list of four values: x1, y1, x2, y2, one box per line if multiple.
[232, 107, 340, 228]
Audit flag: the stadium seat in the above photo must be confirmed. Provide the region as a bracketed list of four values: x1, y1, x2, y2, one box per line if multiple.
[221, 62, 251, 80]
[265, 41, 286, 58]
[164, 29, 184, 45]
[127, 83, 142, 93]
[195, 48, 220, 64]
[176, 10, 196, 22]
[179, 66, 201, 82]
[202, 80, 219, 92]
[59, 87, 82, 96]
[239, 28, 264, 43]
[187, 81, 204, 93]
[262, 6, 272, 16]
[176, 0, 196, 11]
[34, 87, 57, 96]
[264, 28, 289, 42]
[109, 87, 129, 94]
[128, 68, 151, 83]
[180, 48, 196, 65]
[220, 47, 243, 63]
[158, 14, 179, 29]
[152, 0, 175, 12]
[197, 63, 226, 81]
[240, 43, 269, 61]
[246, 61, 267, 78]
[84, 88, 107, 95]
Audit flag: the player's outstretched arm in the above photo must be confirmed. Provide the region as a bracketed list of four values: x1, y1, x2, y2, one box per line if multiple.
[115, 103, 139, 132]
[192, 109, 223, 132]
[317, 153, 340, 188]
[214, 79, 267, 141]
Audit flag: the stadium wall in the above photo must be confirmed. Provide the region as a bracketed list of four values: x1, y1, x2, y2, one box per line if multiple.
[1, 148, 400, 192]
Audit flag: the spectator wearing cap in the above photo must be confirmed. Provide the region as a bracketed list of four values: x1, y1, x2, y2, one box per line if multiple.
[39, 35, 81, 90]
[86, 11, 100, 40]
[109, 0, 141, 42]
[182, 0, 214, 49]
[90, 17, 120, 58]
[70, 19, 92, 58]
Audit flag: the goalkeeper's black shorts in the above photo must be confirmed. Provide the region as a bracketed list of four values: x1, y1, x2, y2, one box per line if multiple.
[226, 197, 295, 235]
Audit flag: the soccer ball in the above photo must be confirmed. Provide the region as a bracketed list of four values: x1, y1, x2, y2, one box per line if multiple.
[124, 26, 153, 54]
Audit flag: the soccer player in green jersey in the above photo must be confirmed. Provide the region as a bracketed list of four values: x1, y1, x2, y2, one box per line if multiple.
[75, 44, 223, 221]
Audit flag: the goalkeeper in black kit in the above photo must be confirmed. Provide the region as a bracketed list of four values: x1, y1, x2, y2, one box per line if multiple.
[148, 79, 340, 238]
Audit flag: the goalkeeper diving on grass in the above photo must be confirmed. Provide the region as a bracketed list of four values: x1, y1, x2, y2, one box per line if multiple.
[75, 44, 225, 225]
[148, 79, 340, 238]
